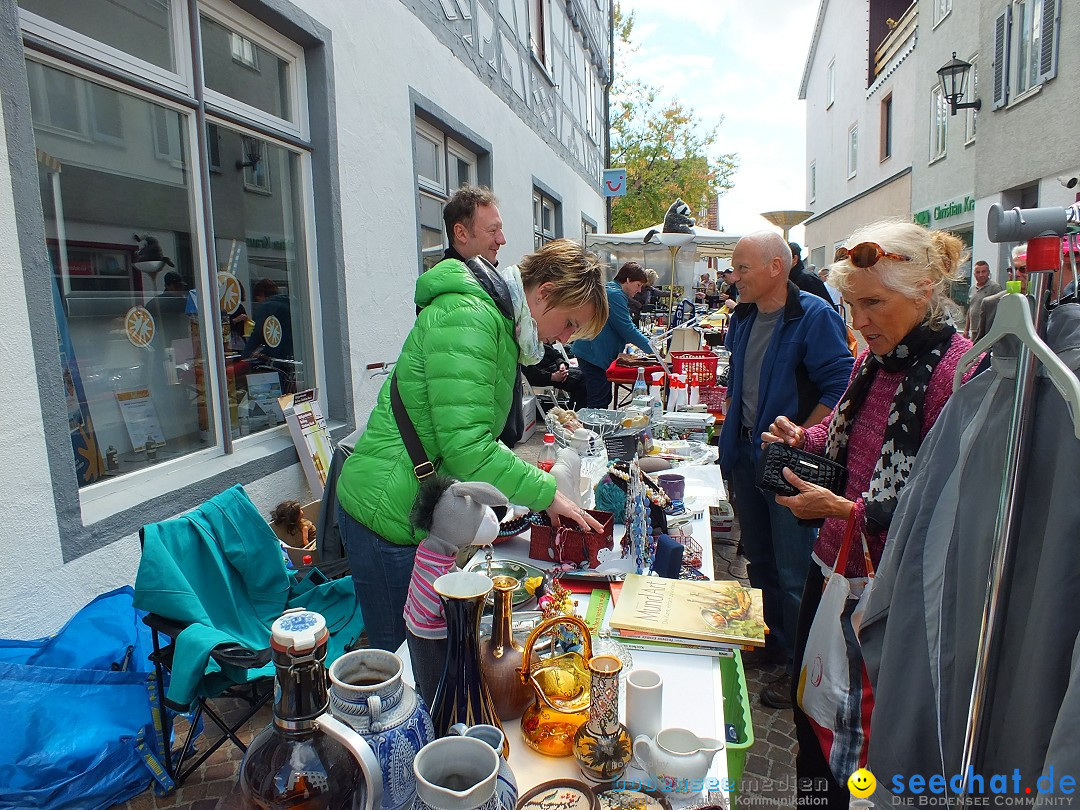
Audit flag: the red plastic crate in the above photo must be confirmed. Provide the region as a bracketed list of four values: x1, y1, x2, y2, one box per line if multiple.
[698, 384, 727, 412]
[671, 351, 719, 385]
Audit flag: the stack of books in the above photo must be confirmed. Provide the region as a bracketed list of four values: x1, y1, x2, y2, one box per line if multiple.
[605, 574, 766, 657]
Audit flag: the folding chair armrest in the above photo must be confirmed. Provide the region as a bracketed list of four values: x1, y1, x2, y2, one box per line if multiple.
[142, 613, 271, 670]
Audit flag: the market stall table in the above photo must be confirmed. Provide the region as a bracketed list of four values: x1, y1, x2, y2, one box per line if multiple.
[606, 358, 665, 408]
[400, 466, 735, 808]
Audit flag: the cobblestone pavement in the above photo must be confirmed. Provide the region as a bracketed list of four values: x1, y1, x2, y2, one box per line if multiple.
[113, 436, 795, 809]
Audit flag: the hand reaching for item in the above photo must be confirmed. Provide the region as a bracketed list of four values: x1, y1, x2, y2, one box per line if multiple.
[545, 489, 603, 532]
[762, 415, 806, 449]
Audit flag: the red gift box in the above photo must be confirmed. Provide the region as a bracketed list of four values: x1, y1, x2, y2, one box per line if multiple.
[528, 510, 615, 568]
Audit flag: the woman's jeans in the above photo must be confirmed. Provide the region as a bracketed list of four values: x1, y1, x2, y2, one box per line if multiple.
[339, 505, 417, 651]
[579, 358, 613, 408]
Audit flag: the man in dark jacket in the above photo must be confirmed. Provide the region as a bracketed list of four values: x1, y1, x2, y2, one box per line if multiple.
[720, 233, 852, 708]
[787, 242, 833, 307]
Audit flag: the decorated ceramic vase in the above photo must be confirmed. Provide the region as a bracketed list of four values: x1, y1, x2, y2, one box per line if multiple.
[572, 655, 632, 784]
[329, 648, 436, 810]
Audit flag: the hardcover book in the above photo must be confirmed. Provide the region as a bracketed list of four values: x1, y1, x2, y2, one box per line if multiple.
[609, 574, 766, 647]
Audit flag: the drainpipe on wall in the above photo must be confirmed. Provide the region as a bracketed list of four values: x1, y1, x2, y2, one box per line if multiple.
[604, 0, 614, 232]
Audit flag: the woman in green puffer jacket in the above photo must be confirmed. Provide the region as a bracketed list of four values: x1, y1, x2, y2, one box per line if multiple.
[337, 239, 609, 650]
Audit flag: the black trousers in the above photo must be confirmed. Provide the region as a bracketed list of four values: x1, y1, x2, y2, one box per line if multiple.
[791, 564, 852, 809]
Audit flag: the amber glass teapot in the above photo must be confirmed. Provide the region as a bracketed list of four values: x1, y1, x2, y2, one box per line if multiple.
[518, 615, 594, 757]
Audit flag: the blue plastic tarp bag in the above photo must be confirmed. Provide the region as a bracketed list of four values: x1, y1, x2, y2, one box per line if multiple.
[0, 586, 166, 809]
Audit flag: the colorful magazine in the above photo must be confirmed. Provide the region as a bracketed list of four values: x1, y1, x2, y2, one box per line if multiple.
[609, 574, 765, 647]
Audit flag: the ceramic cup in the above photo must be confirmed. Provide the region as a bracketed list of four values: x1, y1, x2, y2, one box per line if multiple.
[625, 669, 663, 742]
[657, 474, 685, 501]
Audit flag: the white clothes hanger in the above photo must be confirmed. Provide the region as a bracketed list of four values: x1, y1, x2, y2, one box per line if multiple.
[954, 291, 1080, 439]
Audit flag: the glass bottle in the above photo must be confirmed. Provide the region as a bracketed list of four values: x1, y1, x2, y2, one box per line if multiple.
[633, 367, 648, 397]
[479, 575, 533, 720]
[240, 610, 369, 809]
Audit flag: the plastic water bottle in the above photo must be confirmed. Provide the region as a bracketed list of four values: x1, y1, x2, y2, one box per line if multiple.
[538, 433, 557, 472]
[632, 367, 648, 397]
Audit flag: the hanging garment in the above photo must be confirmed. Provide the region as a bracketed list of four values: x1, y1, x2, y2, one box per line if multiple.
[859, 303, 1080, 806]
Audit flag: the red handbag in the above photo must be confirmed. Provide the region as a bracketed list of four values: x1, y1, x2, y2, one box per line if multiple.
[528, 510, 614, 568]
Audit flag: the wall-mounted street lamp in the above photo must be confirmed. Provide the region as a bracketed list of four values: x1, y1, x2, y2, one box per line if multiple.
[937, 52, 981, 116]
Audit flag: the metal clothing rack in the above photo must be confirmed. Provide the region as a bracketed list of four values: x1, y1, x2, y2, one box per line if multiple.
[955, 203, 1080, 800]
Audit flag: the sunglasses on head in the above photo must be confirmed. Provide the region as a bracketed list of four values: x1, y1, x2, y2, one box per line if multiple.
[834, 242, 912, 268]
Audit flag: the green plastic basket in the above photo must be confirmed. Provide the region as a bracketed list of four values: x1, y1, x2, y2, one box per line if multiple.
[720, 650, 754, 800]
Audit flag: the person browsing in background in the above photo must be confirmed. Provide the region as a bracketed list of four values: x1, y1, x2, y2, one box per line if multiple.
[438, 185, 526, 445]
[441, 185, 506, 266]
[788, 241, 834, 305]
[628, 268, 659, 325]
[522, 341, 587, 409]
[572, 260, 656, 408]
[717, 232, 853, 709]
[977, 244, 1026, 342]
[965, 259, 1002, 340]
[762, 220, 974, 805]
[336, 239, 608, 651]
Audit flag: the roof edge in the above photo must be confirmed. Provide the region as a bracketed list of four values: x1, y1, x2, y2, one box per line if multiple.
[798, 0, 830, 100]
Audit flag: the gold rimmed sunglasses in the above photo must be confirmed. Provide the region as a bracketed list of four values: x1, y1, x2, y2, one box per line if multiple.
[834, 242, 912, 268]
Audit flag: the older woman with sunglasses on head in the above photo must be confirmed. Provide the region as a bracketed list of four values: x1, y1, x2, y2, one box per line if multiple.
[761, 219, 974, 805]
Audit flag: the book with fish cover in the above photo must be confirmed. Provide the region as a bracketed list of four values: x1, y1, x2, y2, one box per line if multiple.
[609, 573, 765, 647]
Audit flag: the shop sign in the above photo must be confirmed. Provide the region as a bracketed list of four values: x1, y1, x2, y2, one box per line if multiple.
[933, 195, 976, 222]
[125, 306, 155, 348]
[914, 209, 931, 227]
[246, 234, 292, 252]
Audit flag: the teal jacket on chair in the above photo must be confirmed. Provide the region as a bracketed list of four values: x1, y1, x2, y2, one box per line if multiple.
[134, 484, 364, 708]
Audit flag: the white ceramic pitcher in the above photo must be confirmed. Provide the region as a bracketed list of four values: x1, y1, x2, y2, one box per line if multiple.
[633, 727, 724, 797]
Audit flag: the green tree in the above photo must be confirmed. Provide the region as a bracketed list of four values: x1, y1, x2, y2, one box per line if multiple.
[610, 5, 737, 232]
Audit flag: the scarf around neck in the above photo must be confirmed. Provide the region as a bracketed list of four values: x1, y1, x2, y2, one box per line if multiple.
[498, 264, 545, 366]
[824, 320, 955, 535]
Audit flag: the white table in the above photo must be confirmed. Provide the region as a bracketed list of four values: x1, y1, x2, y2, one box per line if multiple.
[403, 464, 734, 807]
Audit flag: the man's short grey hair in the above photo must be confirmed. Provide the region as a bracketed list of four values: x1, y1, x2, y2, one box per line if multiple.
[1012, 243, 1027, 261]
[745, 231, 792, 270]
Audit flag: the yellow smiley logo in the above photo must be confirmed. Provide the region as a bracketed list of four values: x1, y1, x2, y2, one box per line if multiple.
[848, 768, 876, 798]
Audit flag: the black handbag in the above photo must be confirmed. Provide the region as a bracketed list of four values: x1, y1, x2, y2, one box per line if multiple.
[755, 441, 848, 498]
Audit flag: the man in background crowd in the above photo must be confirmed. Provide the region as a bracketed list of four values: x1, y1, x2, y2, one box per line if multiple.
[441, 185, 506, 266]
[787, 242, 833, 306]
[966, 260, 1002, 341]
[718, 232, 853, 708]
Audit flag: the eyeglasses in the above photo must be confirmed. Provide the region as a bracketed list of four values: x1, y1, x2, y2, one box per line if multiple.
[834, 242, 912, 268]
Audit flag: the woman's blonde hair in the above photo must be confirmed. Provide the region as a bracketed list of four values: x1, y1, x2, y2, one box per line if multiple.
[829, 218, 966, 329]
[518, 238, 609, 339]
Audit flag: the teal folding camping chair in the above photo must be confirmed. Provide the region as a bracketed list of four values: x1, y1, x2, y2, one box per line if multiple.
[134, 483, 365, 788]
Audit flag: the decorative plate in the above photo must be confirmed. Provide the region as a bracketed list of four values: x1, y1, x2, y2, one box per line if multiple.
[516, 779, 598, 810]
[465, 557, 544, 606]
[596, 788, 671, 810]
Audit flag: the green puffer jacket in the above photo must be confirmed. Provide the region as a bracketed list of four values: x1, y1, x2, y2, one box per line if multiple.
[337, 259, 556, 545]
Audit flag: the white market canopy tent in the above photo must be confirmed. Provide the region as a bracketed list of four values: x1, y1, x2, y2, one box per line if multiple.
[586, 224, 742, 289]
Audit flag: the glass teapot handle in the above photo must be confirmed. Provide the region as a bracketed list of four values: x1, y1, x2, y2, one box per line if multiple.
[519, 613, 594, 685]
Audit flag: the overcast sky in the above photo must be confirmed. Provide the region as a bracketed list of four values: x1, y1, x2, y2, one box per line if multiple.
[616, 0, 819, 246]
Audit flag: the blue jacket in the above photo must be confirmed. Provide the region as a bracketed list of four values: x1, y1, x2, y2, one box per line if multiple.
[572, 281, 653, 368]
[718, 282, 853, 474]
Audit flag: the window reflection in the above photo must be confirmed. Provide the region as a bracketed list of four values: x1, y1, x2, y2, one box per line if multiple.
[30, 63, 209, 485]
[19, 0, 176, 73]
[200, 14, 291, 122]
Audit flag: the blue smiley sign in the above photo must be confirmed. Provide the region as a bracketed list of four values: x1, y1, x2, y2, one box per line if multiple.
[603, 168, 627, 197]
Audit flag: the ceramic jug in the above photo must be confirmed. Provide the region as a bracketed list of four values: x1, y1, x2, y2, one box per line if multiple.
[329, 648, 436, 810]
[448, 723, 517, 810]
[632, 727, 724, 797]
[412, 736, 500, 810]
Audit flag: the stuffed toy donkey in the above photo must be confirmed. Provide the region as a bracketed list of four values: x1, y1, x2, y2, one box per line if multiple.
[404, 476, 508, 703]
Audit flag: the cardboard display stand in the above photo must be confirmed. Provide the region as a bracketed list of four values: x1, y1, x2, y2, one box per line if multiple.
[278, 389, 334, 499]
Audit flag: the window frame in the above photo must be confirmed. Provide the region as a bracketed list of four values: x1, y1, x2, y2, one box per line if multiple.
[880, 93, 893, 161]
[18, 0, 192, 95]
[533, 187, 559, 249]
[529, 0, 552, 74]
[413, 115, 479, 271]
[933, 0, 953, 28]
[826, 59, 835, 109]
[199, 0, 309, 141]
[847, 124, 858, 179]
[930, 84, 948, 162]
[18, 0, 328, 523]
[809, 161, 816, 203]
[964, 57, 978, 144]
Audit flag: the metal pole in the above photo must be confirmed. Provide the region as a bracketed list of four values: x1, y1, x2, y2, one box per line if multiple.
[957, 250, 1054, 799]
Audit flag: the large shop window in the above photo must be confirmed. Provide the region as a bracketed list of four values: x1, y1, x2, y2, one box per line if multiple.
[415, 118, 478, 272]
[21, 0, 316, 491]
